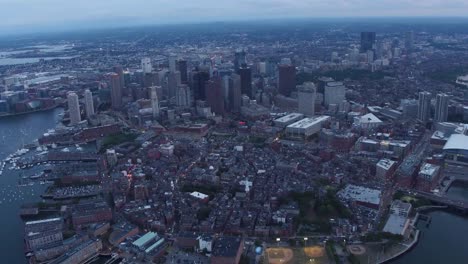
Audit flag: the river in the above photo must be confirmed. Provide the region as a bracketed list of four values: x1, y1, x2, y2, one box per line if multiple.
[392, 184, 468, 264]
[0, 108, 63, 263]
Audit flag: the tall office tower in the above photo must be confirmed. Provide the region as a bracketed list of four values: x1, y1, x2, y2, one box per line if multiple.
[238, 66, 254, 98]
[278, 64, 296, 97]
[360, 32, 376, 53]
[110, 73, 123, 110]
[149, 86, 160, 118]
[417, 91, 432, 122]
[176, 84, 191, 107]
[177, 60, 188, 84]
[405, 31, 414, 52]
[192, 70, 210, 101]
[67, 92, 81, 125]
[167, 71, 181, 100]
[298, 82, 317, 116]
[324, 81, 346, 106]
[258, 62, 267, 75]
[234, 50, 246, 71]
[205, 77, 224, 115]
[84, 89, 94, 118]
[141, 58, 152, 73]
[144, 72, 159, 88]
[434, 93, 449, 122]
[113, 65, 125, 91]
[229, 73, 242, 113]
[168, 54, 177, 72]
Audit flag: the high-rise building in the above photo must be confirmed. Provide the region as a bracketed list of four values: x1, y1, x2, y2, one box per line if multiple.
[229, 73, 242, 113]
[360, 32, 376, 53]
[417, 91, 432, 122]
[278, 64, 296, 97]
[113, 65, 125, 92]
[405, 31, 414, 52]
[234, 50, 246, 71]
[141, 58, 152, 74]
[67, 92, 81, 125]
[205, 77, 224, 115]
[169, 54, 177, 72]
[298, 82, 317, 116]
[176, 84, 191, 108]
[84, 89, 94, 118]
[324, 82, 346, 106]
[238, 66, 254, 98]
[434, 93, 449, 122]
[178, 60, 188, 84]
[110, 73, 123, 110]
[150, 86, 160, 118]
[168, 71, 181, 100]
[192, 70, 210, 101]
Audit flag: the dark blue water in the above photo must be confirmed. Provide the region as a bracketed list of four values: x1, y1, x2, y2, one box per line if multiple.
[0, 108, 63, 263]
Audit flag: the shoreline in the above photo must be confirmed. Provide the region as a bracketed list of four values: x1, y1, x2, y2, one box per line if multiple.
[0, 105, 59, 119]
[377, 230, 420, 264]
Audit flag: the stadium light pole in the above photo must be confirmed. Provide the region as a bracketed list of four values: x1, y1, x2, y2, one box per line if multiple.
[304, 237, 308, 247]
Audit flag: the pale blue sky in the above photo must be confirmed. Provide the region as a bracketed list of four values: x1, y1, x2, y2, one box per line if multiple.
[1, 0, 467, 31]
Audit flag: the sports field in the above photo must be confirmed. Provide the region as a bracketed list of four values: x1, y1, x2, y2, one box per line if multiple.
[266, 246, 330, 264]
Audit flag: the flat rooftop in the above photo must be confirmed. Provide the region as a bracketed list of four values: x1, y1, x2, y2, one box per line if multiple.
[377, 159, 396, 170]
[274, 113, 304, 123]
[338, 184, 381, 205]
[444, 134, 468, 151]
[287, 116, 330, 129]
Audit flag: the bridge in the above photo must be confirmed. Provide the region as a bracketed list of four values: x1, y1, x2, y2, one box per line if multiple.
[412, 190, 468, 212]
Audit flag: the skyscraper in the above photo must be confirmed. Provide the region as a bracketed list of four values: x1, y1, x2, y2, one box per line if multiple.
[238, 66, 254, 98]
[192, 70, 210, 101]
[405, 31, 414, 52]
[417, 91, 432, 122]
[113, 65, 125, 92]
[176, 84, 191, 108]
[169, 54, 177, 73]
[229, 73, 242, 113]
[168, 71, 181, 100]
[67, 92, 81, 125]
[178, 60, 188, 84]
[150, 86, 160, 118]
[360, 32, 376, 53]
[110, 73, 123, 110]
[434, 93, 449, 122]
[141, 58, 152, 74]
[298, 82, 317, 116]
[84, 89, 94, 118]
[234, 50, 246, 71]
[205, 77, 224, 115]
[278, 64, 296, 97]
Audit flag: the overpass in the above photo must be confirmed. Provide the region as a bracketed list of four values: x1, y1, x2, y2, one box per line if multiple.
[412, 190, 468, 212]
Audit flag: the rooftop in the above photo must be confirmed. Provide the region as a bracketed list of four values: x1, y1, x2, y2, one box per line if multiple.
[132, 232, 158, 248]
[443, 134, 468, 151]
[274, 113, 304, 123]
[287, 116, 330, 129]
[377, 159, 396, 170]
[338, 184, 381, 206]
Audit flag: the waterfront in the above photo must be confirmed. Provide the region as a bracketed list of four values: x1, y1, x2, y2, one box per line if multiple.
[392, 210, 468, 264]
[0, 108, 63, 263]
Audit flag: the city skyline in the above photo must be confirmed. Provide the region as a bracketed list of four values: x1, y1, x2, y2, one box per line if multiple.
[1, 0, 468, 35]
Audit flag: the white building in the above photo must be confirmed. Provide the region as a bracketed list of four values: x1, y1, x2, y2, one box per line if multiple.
[286, 116, 330, 138]
[67, 92, 81, 125]
[141, 57, 152, 73]
[159, 143, 174, 156]
[84, 89, 94, 118]
[297, 82, 316, 116]
[274, 113, 304, 128]
[383, 200, 412, 235]
[150, 86, 160, 118]
[324, 81, 345, 107]
[353, 113, 383, 130]
[434, 93, 449, 123]
[417, 91, 431, 122]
